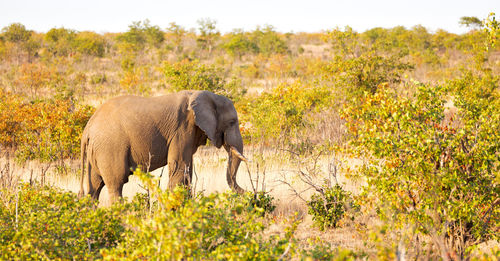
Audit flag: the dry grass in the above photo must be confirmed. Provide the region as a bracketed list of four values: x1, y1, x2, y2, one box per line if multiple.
[1, 145, 371, 251]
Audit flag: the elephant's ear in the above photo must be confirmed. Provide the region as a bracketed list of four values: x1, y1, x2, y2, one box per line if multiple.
[188, 91, 223, 148]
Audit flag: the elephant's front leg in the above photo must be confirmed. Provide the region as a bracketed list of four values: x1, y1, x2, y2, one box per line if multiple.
[167, 146, 194, 191]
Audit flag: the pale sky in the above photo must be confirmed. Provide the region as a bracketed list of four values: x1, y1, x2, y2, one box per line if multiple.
[1, 0, 498, 34]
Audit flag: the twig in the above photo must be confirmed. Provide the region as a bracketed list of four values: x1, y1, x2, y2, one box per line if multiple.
[244, 160, 256, 193]
[277, 174, 308, 203]
[15, 189, 19, 230]
[277, 242, 292, 261]
[192, 164, 198, 195]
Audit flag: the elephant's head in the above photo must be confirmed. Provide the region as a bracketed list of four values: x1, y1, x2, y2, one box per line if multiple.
[189, 91, 246, 193]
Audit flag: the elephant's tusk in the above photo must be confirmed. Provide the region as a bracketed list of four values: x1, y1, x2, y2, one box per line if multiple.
[230, 146, 249, 162]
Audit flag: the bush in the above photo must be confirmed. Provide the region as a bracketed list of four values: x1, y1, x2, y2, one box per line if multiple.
[12, 62, 59, 97]
[1, 23, 31, 43]
[116, 20, 164, 51]
[238, 80, 332, 143]
[0, 91, 94, 167]
[342, 80, 499, 258]
[73, 31, 106, 57]
[243, 191, 276, 216]
[163, 59, 223, 91]
[222, 29, 257, 58]
[102, 169, 294, 260]
[44, 27, 77, 56]
[0, 183, 124, 260]
[322, 51, 413, 97]
[307, 184, 358, 230]
[119, 66, 153, 95]
[250, 25, 289, 56]
[300, 242, 363, 260]
[163, 59, 246, 101]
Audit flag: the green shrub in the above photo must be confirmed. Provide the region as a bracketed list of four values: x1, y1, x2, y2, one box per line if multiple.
[163, 59, 223, 91]
[322, 51, 413, 96]
[342, 80, 499, 258]
[222, 29, 257, 58]
[244, 191, 276, 216]
[483, 13, 499, 49]
[307, 184, 358, 230]
[238, 80, 332, 143]
[301, 242, 363, 261]
[1, 23, 31, 43]
[44, 27, 76, 56]
[73, 31, 106, 57]
[102, 169, 295, 260]
[250, 25, 289, 56]
[0, 183, 124, 260]
[116, 20, 164, 51]
[163, 59, 246, 101]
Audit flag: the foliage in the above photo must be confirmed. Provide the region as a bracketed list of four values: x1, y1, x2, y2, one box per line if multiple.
[243, 191, 276, 215]
[101, 169, 295, 260]
[300, 241, 363, 260]
[0, 23, 39, 61]
[323, 26, 360, 57]
[459, 16, 483, 29]
[0, 183, 124, 260]
[163, 59, 246, 101]
[0, 20, 498, 259]
[1, 23, 32, 43]
[342, 78, 499, 258]
[483, 13, 499, 49]
[44, 27, 76, 56]
[307, 184, 358, 230]
[322, 51, 413, 96]
[222, 29, 257, 58]
[0, 91, 94, 165]
[196, 18, 220, 54]
[165, 22, 186, 54]
[12, 62, 58, 97]
[73, 31, 106, 57]
[250, 25, 289, 56]
[119, 65, 153, 95]
[116, 20, 164, 51]
[238, 80, 332, 143]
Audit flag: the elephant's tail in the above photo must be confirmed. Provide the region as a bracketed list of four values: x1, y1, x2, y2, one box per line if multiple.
[78, 129, 89, 198]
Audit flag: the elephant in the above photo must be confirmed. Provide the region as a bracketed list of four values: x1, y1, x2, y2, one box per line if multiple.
[79, 90, 247, 203]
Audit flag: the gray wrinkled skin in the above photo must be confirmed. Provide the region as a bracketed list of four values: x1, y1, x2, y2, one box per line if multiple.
[79, 90, 244, 203]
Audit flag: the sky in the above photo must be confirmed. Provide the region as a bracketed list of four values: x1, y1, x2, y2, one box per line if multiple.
[1, 0, 499, 34]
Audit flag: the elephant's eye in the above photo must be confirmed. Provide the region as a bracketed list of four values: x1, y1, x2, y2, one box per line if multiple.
[229, 120, 237, 126]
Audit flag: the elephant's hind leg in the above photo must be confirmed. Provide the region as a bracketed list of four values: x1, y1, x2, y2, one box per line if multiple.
[106, 183, 124, 205]
[91, 179, 104, 201]
[100, 160, 128, 205]
[88, 166, 104, 201]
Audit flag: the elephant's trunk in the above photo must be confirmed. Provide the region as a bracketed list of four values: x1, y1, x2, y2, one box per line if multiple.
[225, 144, 245, 194]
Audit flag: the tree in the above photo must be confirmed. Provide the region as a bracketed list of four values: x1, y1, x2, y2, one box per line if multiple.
[45, 27, 76, 56]
[74, 31, 106, 57]
[222, 29, 257, 59]
[196, 18, 220, 54]
[459, 16, 482, 30]
[1, 23, 31, 43]
[116, 20, 164, 51]
[250, 25, 288, 56]
[1, 23, 39, 62]
[166, 22, 186, 54]
[142, 19, 164, 48]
